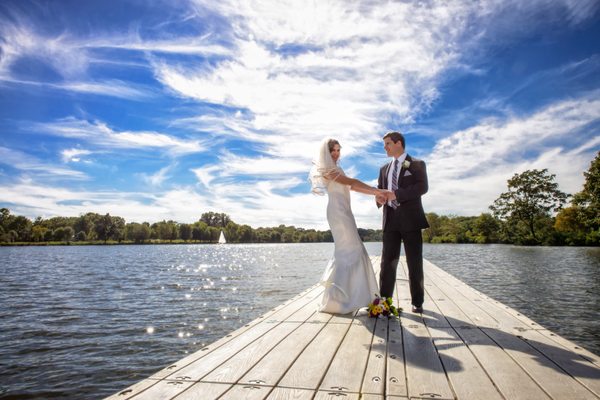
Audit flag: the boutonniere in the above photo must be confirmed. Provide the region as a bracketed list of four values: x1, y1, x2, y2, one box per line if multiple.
[402, 160, 411, 169]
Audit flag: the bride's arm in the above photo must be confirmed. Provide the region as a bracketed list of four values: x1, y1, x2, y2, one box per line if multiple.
[324, 171, 388, 196]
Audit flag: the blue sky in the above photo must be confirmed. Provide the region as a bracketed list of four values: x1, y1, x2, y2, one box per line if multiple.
[0, 0, 599, 230]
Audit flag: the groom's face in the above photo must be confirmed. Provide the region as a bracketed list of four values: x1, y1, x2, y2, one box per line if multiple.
[384, 138, 404, 158]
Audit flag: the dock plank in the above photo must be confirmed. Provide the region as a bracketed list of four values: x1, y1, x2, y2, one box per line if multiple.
[278, 321, 351, 390]
[428, 326, 503, 400]
[319, 315, 376, 393]
[456, 327, 552, 399]
[386, 316, 407, 398]
[105, 256, 600, 400]
[483, 327, 598, 399]
[201, 321, 301, 383]
[171, 382, 231, 400]
[265, 387, 314, 399]
[239, 316, 328, 386]
[361, 317, 388, 395]
[517, 329, 600, 397]
[218, 384, 273, 400]
[402, 317, 454, 400]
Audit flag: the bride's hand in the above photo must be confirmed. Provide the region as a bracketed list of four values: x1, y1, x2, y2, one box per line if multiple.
[375, 189, 395, 204]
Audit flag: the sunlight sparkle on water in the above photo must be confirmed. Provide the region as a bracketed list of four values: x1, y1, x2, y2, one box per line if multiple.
[146, 327, 155, 334]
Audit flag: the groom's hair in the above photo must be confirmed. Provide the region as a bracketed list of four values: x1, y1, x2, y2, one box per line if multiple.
[383, 131, 405, 148]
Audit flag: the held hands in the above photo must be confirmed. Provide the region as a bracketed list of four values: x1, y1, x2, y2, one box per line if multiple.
[375, 189, 396, 205]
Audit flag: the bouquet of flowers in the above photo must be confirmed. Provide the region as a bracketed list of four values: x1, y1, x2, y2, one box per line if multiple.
[368, 295, 400, 318]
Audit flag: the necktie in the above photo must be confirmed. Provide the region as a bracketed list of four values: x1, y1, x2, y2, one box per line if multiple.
[390, 159, 399, 209]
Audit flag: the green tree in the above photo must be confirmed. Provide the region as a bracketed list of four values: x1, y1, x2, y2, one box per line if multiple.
[470, 213, 501, 243]
[73, 213, 97, 239]
[7, 215, 33, 241]
[191, 221, 208, 241]
[179, 223, 192, 241]
[31, 225, 48, 242]
[238, 224, 253, 242]
[423, 213, 441, 243]
[53, 226, 65, 242]
[125, 222, 151, 243]
[490, 169, 568, 244]
[63, 226, 74, 242]
[0, 208, 12, 231]
[94, 213, 118, 243]
[200, 212, 231, 228]
[556, 152, 600, 245]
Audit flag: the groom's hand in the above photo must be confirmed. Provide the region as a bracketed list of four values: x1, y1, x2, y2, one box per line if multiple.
[376, 190, 394, 205]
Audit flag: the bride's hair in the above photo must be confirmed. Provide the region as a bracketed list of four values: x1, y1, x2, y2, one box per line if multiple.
[309, 138, 343, 195]
[327, 139, 340, 153]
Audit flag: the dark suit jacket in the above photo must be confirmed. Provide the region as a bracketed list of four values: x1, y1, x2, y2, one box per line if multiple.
[377, 155, 429, 232]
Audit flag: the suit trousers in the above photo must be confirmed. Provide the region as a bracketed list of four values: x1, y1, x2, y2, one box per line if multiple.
[380, 229, 424, 307]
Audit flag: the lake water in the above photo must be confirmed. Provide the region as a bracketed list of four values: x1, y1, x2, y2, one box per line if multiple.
[0, 243, 598, 399]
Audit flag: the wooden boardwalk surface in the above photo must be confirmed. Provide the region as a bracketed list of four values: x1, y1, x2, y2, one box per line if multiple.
[106, 257, 600, 400]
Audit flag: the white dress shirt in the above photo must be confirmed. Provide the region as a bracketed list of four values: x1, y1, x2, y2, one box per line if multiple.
[386, 152, 407, 207]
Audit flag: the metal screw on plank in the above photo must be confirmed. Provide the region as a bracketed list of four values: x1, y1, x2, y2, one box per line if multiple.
[329, 386, 349, 391]
[390, 377, 399, 383]
[420, 393, 442, 398]
[118, 389, 133, 396]
[243, 386, 262, 390]
[167, 364, 178, 369]
[167, 381, 184, 386]
[248, 379, 266, 384]
[327, 393, 348, 397]
[175, 376, 191, 380]
[372, 376, 381, 382]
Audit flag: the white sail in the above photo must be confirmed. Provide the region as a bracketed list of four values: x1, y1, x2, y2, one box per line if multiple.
[218, 231, 226, 244]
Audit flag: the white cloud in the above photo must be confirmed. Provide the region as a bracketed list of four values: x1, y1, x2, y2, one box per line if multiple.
[1, 0, 599, 229]
[0, 20, 89, 81]
[140, 164, 176, 187]
[60, 80, 153, 100]
[156, 1, 471, 158]
[0, 147, 88, 180]
[424, 97, 600, 216]
[157, 0, 600, 163]
[30, 117, 206, 155]
[61, 148, 92, 163]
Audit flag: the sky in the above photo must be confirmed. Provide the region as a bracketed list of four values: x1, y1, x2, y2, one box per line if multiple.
[0, 0, 599, 230]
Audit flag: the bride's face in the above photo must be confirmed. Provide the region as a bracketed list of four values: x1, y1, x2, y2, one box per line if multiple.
[330, 144, 341, 163]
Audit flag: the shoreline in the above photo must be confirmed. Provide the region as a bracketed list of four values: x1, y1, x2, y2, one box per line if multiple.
[1, 241, 598, 247]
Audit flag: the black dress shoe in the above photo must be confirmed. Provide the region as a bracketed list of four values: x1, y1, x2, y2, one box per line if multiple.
[412, 305, 423, 313]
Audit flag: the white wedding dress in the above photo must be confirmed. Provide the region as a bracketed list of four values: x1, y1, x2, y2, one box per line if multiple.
[318, 170, 379, 314]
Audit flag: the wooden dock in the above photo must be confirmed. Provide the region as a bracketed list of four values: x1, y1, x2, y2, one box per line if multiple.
[106, 257, 600, 399]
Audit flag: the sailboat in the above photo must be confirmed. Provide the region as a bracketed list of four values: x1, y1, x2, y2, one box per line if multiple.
[218, 230, 227, 244]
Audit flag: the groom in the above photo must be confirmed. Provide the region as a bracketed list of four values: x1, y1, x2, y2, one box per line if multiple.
[376, 131, 429, 313]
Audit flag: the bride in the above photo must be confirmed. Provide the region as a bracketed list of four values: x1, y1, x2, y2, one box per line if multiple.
[309, 138, 394, 314]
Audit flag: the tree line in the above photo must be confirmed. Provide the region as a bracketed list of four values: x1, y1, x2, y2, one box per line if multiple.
[1, 152, 598, 246]
[0, 210, 336, 245]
